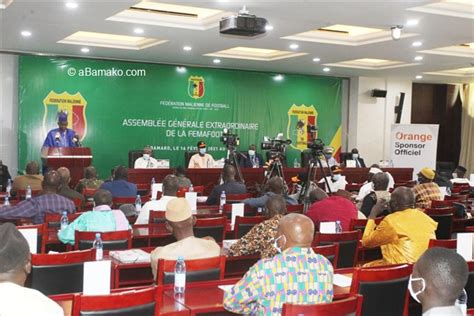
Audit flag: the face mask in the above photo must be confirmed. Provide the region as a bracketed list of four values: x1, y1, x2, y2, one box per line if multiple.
[452, 173, 458, 179]
[199, 148, 206, 155]
[273, 235, 285, 253]
[142, 154, 150, 160]
[333, 174, 341, 181]
[248, 150, 255, 156]
[408, 274, 426, 304]
[352, 154, 359, 159]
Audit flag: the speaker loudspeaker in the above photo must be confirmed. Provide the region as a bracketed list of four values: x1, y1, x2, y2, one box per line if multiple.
[371, 89, 387, 98]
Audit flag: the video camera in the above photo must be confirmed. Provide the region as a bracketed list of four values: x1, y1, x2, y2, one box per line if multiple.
[306, 124, 325, 154]
[261, 133, 292, 158]
[220, 128, 240, 149]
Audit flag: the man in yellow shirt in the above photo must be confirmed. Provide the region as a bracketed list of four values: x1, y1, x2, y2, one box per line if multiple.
[362, 187, 437, 267]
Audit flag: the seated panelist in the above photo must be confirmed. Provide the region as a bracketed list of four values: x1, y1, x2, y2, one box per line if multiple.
[134, 145, 159, 169]
[188, 140, 215, 168]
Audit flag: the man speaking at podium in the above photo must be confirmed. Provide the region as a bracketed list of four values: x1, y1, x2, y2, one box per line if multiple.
[42, 111, 80, 148]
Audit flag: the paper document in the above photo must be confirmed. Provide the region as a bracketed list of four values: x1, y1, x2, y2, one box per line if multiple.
[218, 284, 234, 292]
[185, 192, 198, 214]
[333, 274, 352, 287]
[19, 228, 37, 254]
[457, 233, 471, 261]
[109, 249, 151, 263]
[320, 222, 336, 233]
[231, 203, 245, 230]
[83, 260, 111, 295]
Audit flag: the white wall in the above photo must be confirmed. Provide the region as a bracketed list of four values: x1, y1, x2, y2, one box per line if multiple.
[346, 76, 413, 166]
[0, 53, 19, 175]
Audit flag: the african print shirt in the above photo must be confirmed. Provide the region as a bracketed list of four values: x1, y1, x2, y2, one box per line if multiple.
[413, 182, 442, 209]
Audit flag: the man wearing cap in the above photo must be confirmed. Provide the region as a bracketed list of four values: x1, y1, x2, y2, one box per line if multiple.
[0, 223, 64, 315]
[188, 140, 215, 168]
[413, 168, 442, 209]
[320, 146, 339, 168]
[42, 111, 79, 148]
[150, 198, 221, 280]
[134, 146, 160, 169]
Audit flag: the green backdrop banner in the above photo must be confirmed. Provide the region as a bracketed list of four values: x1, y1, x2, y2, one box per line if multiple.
[19, 55, 342, 177]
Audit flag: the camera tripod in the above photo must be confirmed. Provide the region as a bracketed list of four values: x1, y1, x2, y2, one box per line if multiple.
[262, 157, 288, 194]
[220, 146, 245, 184]
[298, 153, 334, 209]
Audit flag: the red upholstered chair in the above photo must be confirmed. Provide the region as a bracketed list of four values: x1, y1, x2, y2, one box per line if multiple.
[44, 212, 82, 231]
[82, 187, 97, 198]
[28, 249, 95, 296]
[425, 208, 454, 240]
[112, 196, 136, 208]
[16, 188, 42, 199]
[286, 204, 304, 214]
[148, 210, 166, 224]
[177, 185, 205, 197]
[349, 217, 383, 233]
[234, 215, 266, 239]
[465, 261, 474, 309]
[223, 203, 256, 219]
[313, 231, 361, 268]
[193, 216, 227, 243]
[313, 244, 339, 268]
[72, 197, 83, 212]
[17, 223, 45, 253]
[156, 255, 226, 285]
[136, 183, 150, 195]
[431, 200, 454, 208]
[350, 264, 412, 316]
[282, 294, 364, 316]
[74, 230, 132, 250]
[226, 193, 253, 203]
[428, 238, 457, 249]
[72, 286, 157, 316]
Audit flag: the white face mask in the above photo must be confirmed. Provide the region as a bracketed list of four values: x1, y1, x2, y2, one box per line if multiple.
[352, 154, 359, 159]
[408, 274, 426, 304]
[248, 150, 255, 156]
[333, 174, 341, 181]
[273, 235, 285, 253]
[199, 148, 206, 155]
[142, 154, 150, 160]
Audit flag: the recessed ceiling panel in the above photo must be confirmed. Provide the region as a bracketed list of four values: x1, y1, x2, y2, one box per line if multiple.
[204, 46, 307, 61]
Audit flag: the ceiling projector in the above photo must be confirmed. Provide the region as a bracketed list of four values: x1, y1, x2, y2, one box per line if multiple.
[219, 6, 268, 37]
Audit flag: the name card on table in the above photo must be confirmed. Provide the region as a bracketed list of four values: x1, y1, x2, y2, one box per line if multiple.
[83, 260, 111, 295]
[457, 233, 473, 260]
[346, 160, 356, 168]
[19, 228, 37, 254]
[320, 222, 336, 233]
[231, 203, 245, 230]
[151, 183, 163, 200]
[333, 274, 352, 287]
[185, 192, 197, 214]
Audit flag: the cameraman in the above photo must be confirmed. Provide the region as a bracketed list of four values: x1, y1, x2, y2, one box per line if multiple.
[240, 144, 264, 168]
[188, 141, 215, 168]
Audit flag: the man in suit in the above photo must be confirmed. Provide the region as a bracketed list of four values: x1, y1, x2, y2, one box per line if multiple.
[350, 148, 366, 168]
[240, 144, 264, 168]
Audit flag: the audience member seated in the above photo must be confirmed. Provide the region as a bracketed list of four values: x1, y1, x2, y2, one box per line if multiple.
[150, 198, 220, 280]
[11, 161, 43, 196]
[57, 167, 85, 207]
[413, 168, 442, 209]
[356, 166, 394, 205]
[206, 165, 247, 205]
[58, 189, 129, 245]
[175, 166, 192, 188]
[224, 213, 333, 315]
[0, 160, 11, 192]
[362, 187, 437, 267]
[74, 166, 103, 194]
[135, 174, 179, 225]
[0, 223, 63, 316]
[100, 165, 137, 197]
[306, 187, 358, 231]
[240, 144, 264, 168]
[134, 145, 160, 169]
[243, 177, 297, 209]
[411, 247, 468, 316]
[228, 195, 287, 258]
[0, 170, 75, 224]
[288, 172, 317, 202]
[359, 172, 391, 218]
[318, 167, 348, 193]
[188, 140, 215, 168]
[451, 165, 469, 184]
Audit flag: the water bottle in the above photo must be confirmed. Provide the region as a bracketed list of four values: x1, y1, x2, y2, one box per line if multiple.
[6, 179, 12, 197]
[93, 233, 103, 261]
[189, 184, 194, 192]
[135, 194, 142, 213]
[60, 211, 68, 231]
[4, 196, 10, 206]
[25, 185, 32, 199]
[455, 288, 467, 315]
[150, 177, 156, 200]
[335, 220, 342, 233]
[219, 191, 226, 211]
[293, 158, 298, 168]
[174, 256, 186, 294]
[257, 207, 263, 214]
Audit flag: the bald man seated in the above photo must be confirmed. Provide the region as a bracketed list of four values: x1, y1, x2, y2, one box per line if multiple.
[11, 161, 43, 196]
[362, 187, 437, 267]
[224, 213, 333, 315]
[0, 223, 63, 316]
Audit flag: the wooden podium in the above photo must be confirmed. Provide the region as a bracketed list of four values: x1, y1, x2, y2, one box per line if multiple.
[43, 147, 93, 186]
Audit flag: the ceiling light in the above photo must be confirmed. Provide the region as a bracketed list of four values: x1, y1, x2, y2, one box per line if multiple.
[391, 25, 403, 40]
[212, 59, 221, 64]
[265, 24, 274, 31]
[21, 30, 32, 37]
[273, 74, 284, 81]
[289, 43, 299, 50]
[81, 47, 90, 53]
[415, 75, 423, 79]
[183, 45, 192, 51]
[65, 2, 78, 9]
[406, 19, 419, 26]
[323, 67, 331, 72]
[414, 55, 424, 61]
[412, 41, 423, 47]
[312, 57, 321, 62]
[176, 66, 187, 73]
[133, 28, 144, 34]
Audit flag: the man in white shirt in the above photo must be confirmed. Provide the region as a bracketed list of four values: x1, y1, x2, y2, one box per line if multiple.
[135, 174, 179, 225]
[188, 140, 215, 168]
[410, 247, 468, 316]
[356, 167, 394, 204]
[0, 223, 64, 316]
[320, 146, 339, 168]
[134, 146, 160, 169]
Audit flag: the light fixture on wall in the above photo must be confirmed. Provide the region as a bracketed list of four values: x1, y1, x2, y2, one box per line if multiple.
[391, 25, 403, 40]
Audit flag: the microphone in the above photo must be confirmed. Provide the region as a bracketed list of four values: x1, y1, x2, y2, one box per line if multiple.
[72, 135, 82, 147]
[55, 132, 60, 143]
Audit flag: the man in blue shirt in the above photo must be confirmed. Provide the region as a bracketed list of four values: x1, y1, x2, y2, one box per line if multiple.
[100, 166, 137, 197]
[42, 111, 79, 148]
